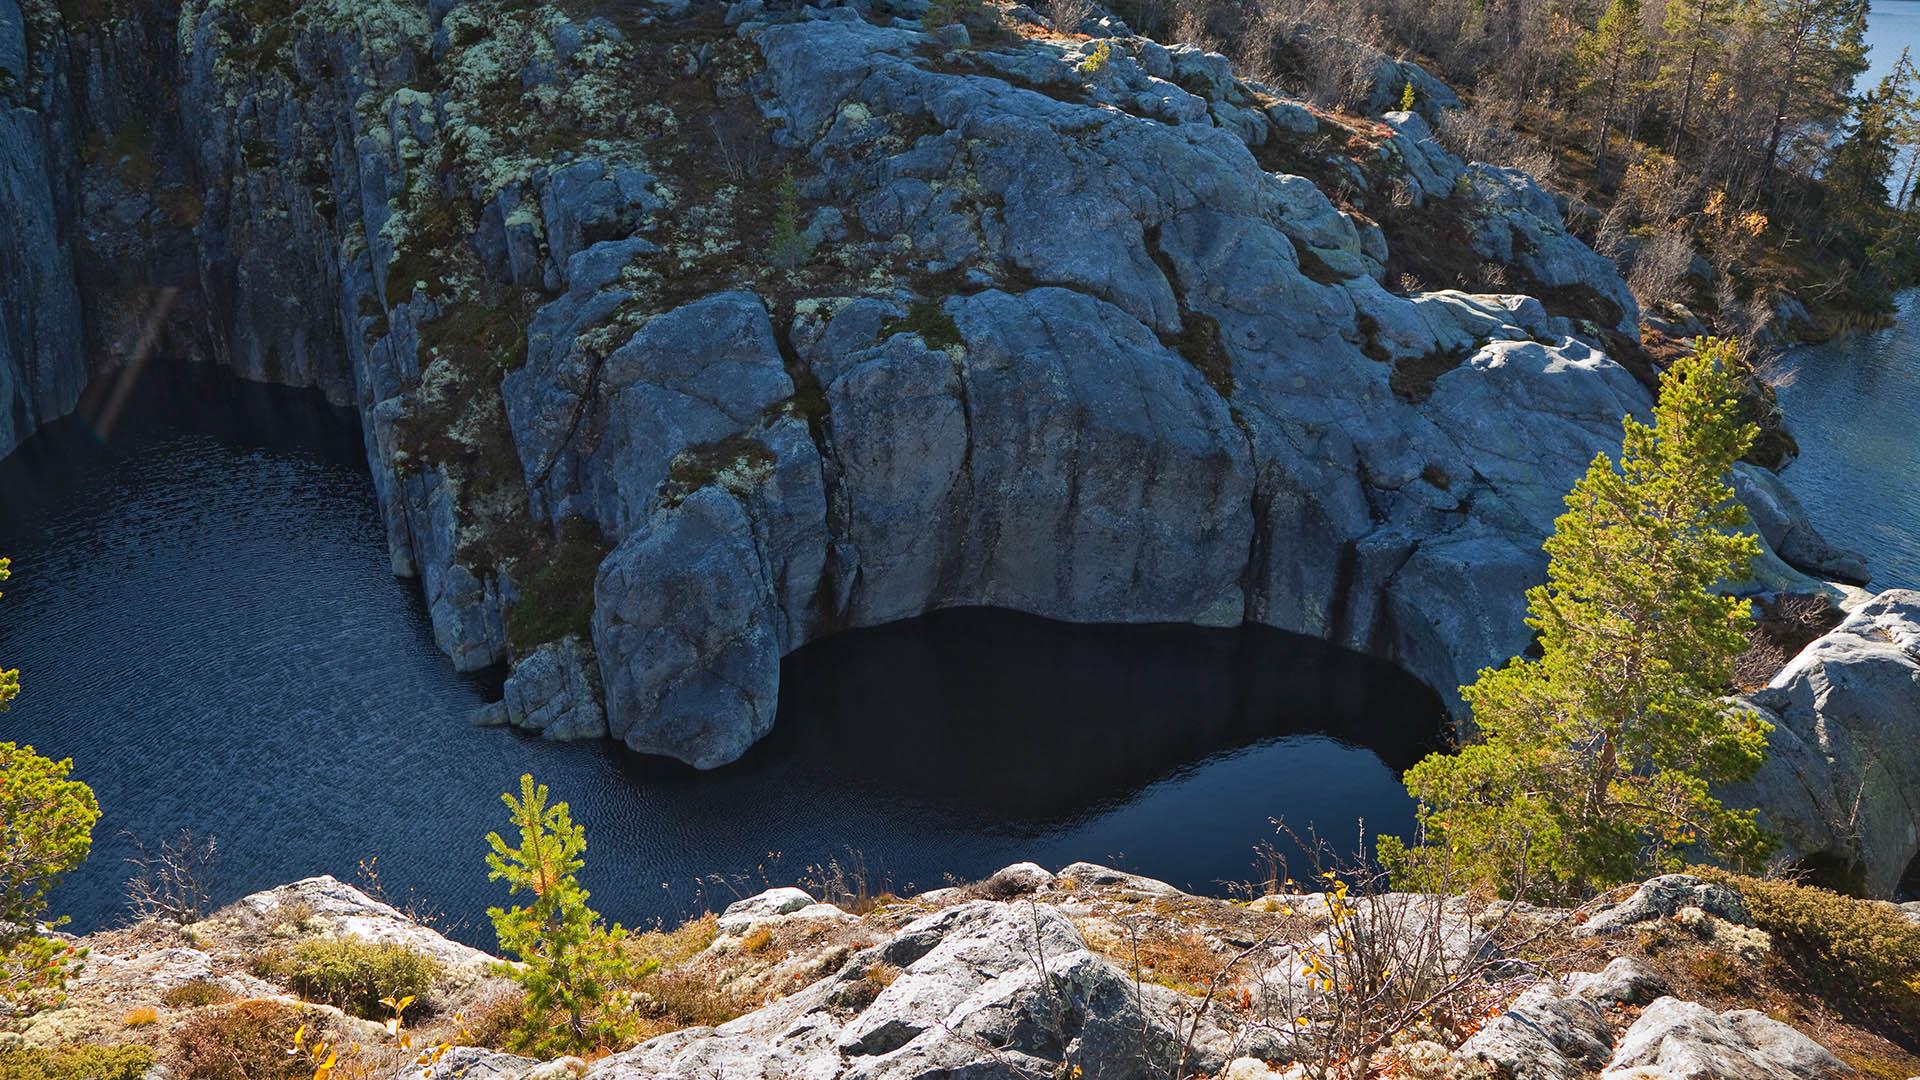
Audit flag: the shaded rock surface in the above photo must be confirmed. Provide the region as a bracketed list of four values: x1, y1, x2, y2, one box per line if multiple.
[0, 0, 1869, 783]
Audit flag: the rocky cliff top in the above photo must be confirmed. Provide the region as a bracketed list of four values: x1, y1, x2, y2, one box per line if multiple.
[15, 861, 1918, 1079]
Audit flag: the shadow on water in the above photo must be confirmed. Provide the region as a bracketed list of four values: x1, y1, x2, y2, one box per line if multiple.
[0, 361, 1447, 945]
[751, 611, 1445, 820]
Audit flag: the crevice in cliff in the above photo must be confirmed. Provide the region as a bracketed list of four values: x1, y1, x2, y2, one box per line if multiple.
[768, 302, 851, 636]
[1140, 222, 1234, 400]
[1325, 538, 1361, 647]
[932, 332, 980, 606]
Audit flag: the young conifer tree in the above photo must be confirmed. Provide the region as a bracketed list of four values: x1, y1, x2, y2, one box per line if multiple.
[486, 774, 648, 1054]
[1383, 339, 1773, 898]
[1, 559, 100, 1017]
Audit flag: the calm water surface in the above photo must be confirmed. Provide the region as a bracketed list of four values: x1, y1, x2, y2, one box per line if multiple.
[1777, 290, 1920, 591]
[0, 365, 1444, 944]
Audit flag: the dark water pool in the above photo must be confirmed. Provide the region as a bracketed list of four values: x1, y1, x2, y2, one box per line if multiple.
[1777, 289, 1920, 591]
[0, 363, 1445, 946]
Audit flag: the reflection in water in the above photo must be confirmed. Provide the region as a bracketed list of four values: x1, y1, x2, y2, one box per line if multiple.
[1778, 290, 1920, 591]
[0, 362, 1444, 944]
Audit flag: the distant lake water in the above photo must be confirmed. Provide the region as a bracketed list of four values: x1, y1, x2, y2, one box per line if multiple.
[0, 364, 1446, 945]
[1776, 290, 1920, 592]
[1866, 1, 1919, 88]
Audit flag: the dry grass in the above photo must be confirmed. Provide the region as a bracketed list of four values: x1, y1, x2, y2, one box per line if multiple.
[635, 969, 752, 1034]
[160, 980, 234, 1009]
[627, 913, 719, 969]
[1130, 926, 1224, 994]
[1734, 592, 1843, 691]
[168, 1000, 317, 1080]
[446, 984, 526, 1051]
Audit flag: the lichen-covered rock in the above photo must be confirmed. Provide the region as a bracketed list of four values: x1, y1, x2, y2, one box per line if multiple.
[0, 0, 1869, 782]
[1580, 875, 1753, 936]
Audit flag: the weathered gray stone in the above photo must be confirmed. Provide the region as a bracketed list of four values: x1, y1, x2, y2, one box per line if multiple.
[415, 1048, 542, 1080]
[1726, 590, 1920, 896]
[1366, 55, 1461, 119]
[980, 862, 1056, 896]
[1580, 875, 1752, 935]
[1056, 862, 1183, 896]
[593, 489, 784, 768]
[716, 887, 821, 936]
[589, 900, 1228, 1080]
[1464, 164, 1640, 337]
[1568, 956, 1671, 1006]
[1732, 462, 1870, 584]
[1380, 111, 1464, 205]
[1601, 997, 1850, 1079]
[502, 636, 606, 741]
[1455, 981, 1615, 1080]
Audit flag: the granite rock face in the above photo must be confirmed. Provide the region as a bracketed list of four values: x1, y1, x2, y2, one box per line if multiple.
[1728, 589, 1920, 896]
[0, 0, 1869, 780]
[500, 635, 605, 740]
[0, 0, 87, 458]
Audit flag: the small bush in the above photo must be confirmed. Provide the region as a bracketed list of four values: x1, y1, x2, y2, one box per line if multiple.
[169, 1001, 312, 1080]
[274, 899, 316, 934]
[0, 1044, 154, 1080]
[1682, 950, 1747, 997]
[1699, 871, 1920, 1037]
[273, 938, 439, 1020]
[161, 980, 234, 1009]
[123, 1005, 160, 1027]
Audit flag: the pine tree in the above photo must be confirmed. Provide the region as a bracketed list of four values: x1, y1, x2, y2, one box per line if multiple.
[1382, 340, 1772, 899]
[1876, 48, 1920, 209]
[1, 558, 17, 710]
[486, 774, 648, 1055]
[1659, 0, 1732, 150]
[1756, 0, 1869, 191]
[1578, 0, 1651, 176]
[1827, 77, 1901, 215]
[1, 558, 98, 1019]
